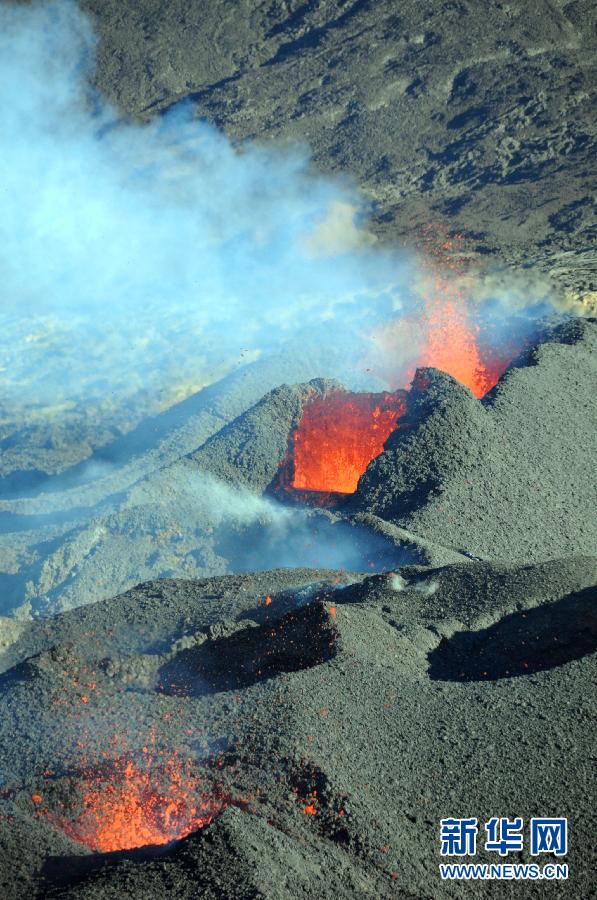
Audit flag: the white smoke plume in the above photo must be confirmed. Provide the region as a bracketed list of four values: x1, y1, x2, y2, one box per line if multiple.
[0, 0, 414, 420]
[389, 574, 409, 592]
[1, 468, 407, 618]
[0, 1, 567, 618]
[389, 573, 439, 596]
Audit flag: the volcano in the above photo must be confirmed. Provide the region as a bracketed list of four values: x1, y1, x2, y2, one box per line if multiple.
[0, 0, 596, 898]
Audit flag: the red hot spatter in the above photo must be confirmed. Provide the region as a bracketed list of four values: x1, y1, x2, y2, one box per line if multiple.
[53, 755, 228, 852]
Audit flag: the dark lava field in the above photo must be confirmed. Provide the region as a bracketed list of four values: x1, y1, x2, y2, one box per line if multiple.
[0, 2, 595, 898]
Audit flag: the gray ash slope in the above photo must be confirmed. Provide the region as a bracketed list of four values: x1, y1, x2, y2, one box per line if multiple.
[352, 316, 597, 562]
[0, 557, 595, 898]
[0, 318, 596, 617]
[0, 319, 594, 897]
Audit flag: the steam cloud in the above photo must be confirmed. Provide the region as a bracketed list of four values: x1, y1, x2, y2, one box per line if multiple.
[0, 1, 566, 619]
[2, 469, 405, 617]
[0, 0, 413, 417]
[131, 470, 405, 574]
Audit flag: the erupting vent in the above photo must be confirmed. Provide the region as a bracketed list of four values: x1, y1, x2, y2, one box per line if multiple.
[289, 390, 406, 495]
[49, 756, 227, 852]
[413, 297, 507, 398]
[280, 258, 521, 498]
[280, 297, 516, 498]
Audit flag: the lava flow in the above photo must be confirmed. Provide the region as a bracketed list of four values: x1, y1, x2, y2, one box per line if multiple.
[289, 390, 406, 494]
[54, 756, 227, 852]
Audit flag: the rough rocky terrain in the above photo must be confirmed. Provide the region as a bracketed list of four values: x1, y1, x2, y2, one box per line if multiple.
[81, 0, 596, 301]
[1, 318, 595, 618]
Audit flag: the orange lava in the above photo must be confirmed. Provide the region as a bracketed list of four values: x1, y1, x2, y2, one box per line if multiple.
[58, 757, 225, 852]
[283, 231, 518, 496]
[369, 229, 517, 398]
[290, 391, 406, 494]
[413, 294, 502, 398]
[302, 789, 318, 815]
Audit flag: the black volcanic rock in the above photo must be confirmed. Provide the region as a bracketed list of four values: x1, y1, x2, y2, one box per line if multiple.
[353, 318, 597, 562]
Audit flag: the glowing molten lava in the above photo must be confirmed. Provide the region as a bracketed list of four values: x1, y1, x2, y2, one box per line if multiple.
[369, 231, 518, 399]
[281, 232, 520, 497]
[414, 295, 502, 398]
[58, 757, 226, 852]
[290, 391, 406, 494]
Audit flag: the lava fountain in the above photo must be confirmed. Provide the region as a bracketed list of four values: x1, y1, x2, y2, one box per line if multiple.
[376, 263, 515, 398]
[414, 294, 504, 397]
